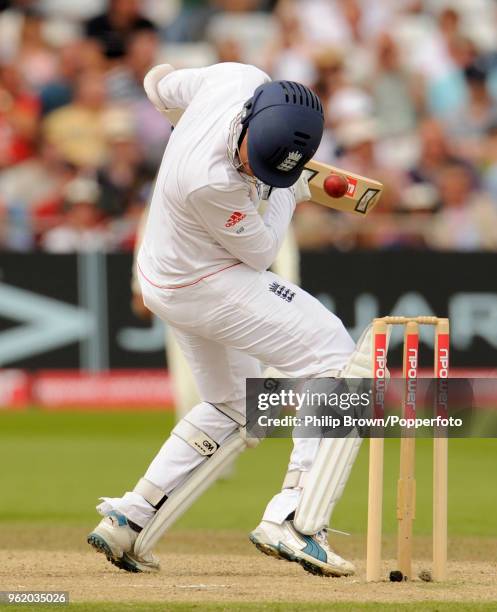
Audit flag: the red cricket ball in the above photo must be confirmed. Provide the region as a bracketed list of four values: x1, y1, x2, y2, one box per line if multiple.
[324, 174, 349, 198]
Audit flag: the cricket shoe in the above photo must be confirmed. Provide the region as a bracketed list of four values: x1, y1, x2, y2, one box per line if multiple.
[87, 511, 159, 573]
[249, 520, 355, 577]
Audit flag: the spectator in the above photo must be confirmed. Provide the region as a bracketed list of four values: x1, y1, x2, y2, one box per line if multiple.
[0, 137, 73, 214]
[445, 63, 497, 159]
[215, 37, 244, 64]
[326, 83, 374, 128]
[310, 49, 346, 162]
[85, 0, 157, 60]
[316, 51, 375, 162]
[107, 29, 159, 102]
[427, 162, 497, 251]
[372, 32, 418, 137]
[0, 62, 40, 168]
[164, 0, 217, 43]
[42, 70, 110, 168]
[437, 6, 460, 43]
[286, 0, 348, 47]
[97, 107, 150, 218]
[42, 176, 113, 252]
[426, 35, 479, 118]
[313, 47, 347, 106]
[393, 1, 453, 82]
[16, 9, 58, 90]
[105, 29, 170, 165]
[40, 39, 106, 115]
[107, 186, 148, 251]
[262, 0, 316, 86]
[408, 117, 474, 188]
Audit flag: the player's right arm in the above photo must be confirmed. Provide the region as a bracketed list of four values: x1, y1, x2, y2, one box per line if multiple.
[153, 67, 205, 111]
[143, 64, 206, 124]
[188, 185, 297, 272]
[144, 62, 269, 126]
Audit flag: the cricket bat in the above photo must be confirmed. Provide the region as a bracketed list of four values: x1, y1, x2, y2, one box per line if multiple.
[303, 160, 383, 215]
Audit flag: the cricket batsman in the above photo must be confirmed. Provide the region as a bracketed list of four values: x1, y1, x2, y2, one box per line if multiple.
[88, 62, 375, 577]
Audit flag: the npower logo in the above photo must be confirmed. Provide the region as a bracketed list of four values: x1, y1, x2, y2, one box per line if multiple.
[406, 347, 418, 379]
[374, 333, 387, 378]
[438, 348, 449, 378]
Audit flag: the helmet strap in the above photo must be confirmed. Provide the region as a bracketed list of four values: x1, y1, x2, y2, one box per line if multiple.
[238, 124, 248, 151]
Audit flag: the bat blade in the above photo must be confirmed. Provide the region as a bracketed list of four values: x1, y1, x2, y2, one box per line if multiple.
[303, 160, 383, 215]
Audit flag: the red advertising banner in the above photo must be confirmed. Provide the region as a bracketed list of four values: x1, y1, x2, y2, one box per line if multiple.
[0, 370, 31, 408]
[0, 370, 174, 410]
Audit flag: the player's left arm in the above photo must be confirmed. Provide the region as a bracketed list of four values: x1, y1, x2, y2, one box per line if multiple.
[188, 185, 297, 272]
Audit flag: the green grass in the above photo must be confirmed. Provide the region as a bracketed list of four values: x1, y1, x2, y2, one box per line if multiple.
[4, 603, 497, 612]
[0, 411, 496, 537]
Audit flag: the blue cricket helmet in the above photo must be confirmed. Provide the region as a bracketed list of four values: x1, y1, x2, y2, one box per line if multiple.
[241, 81, 324, 188]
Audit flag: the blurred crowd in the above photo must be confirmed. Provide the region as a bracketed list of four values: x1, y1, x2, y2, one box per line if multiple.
[2, 0, 497, 252]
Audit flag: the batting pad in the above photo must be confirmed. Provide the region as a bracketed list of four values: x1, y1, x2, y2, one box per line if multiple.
[292, 434, 363, 535]
[133, 431, 248, 556]
[285, 322, 392, 534]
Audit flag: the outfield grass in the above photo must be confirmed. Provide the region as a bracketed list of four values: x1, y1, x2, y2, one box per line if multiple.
[0, 410, 496, 537]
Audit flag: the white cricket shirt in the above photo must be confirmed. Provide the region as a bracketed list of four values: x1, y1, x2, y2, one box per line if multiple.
[138, 63, 297, 288]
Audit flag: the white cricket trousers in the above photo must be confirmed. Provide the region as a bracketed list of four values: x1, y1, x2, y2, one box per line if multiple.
[99, 262, 354, 528]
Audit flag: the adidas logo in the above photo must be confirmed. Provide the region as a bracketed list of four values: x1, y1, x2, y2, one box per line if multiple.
[225, 211, 246, 228]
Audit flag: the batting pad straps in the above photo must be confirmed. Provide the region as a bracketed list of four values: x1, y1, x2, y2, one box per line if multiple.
[282, 469, 308, 490]
[134, 478, 168, 509]
[208, 402, 246, 426]
[172, 420, 219, 457]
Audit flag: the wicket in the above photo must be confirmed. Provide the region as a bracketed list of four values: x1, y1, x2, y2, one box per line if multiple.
[366, 316, 450, 582]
